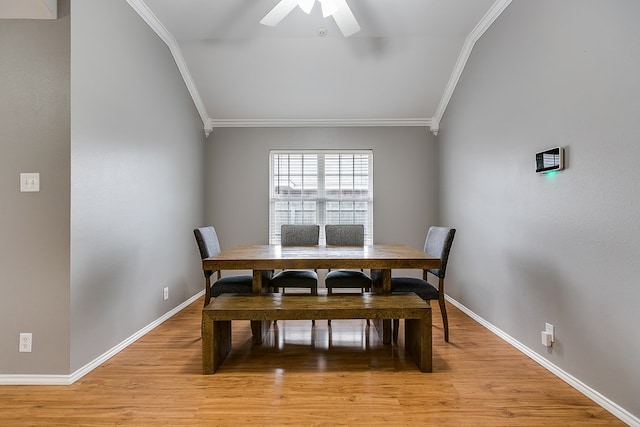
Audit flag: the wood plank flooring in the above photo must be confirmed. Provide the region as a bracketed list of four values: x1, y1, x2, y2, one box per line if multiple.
[0, 297, 623, 426]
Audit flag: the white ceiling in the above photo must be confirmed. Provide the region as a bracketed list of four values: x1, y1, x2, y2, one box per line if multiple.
[2, 0, 511, 134]
[140, 0, 511, 134]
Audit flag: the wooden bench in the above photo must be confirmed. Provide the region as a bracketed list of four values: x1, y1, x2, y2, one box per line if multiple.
[202, 293, 432, 374]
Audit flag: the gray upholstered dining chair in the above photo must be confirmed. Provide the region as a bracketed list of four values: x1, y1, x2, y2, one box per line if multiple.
[271, 224, 320, 295]
[392, 226, 456, 342]
[325, 224, 372, 326]
[194, 226, 270, 307]
[325, 224, 372, 295]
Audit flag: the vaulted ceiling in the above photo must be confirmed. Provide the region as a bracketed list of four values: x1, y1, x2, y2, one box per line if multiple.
[2, 0, 512, 135]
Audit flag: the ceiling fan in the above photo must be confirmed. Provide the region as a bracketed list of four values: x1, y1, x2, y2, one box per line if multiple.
[260, 0, 361, 37]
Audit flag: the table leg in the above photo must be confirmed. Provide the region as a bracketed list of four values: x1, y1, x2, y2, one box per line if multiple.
[371, 269, 392, 344]
[381, 269, 392, 343]
[251, 270, 271, 344]
[252, 269, 263, 294]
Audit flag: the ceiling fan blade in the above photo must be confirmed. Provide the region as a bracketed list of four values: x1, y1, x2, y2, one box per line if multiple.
[297, 0, 316, 15]
[331, 0, 361, 37]
[319, 0, 337, 18]
[260, 0, 299, 27]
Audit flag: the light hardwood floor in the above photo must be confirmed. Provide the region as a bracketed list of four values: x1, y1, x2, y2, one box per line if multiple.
[0, 297, 623, 426]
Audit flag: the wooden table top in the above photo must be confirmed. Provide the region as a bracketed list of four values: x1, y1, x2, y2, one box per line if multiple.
[202, 244, 440, 271]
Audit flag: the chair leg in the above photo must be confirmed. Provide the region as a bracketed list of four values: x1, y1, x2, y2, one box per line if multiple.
[312, 287, 317, 325]
[393, 319, 400, 343]
[364, 286, 370, 325]
[438, 292, 449, 342]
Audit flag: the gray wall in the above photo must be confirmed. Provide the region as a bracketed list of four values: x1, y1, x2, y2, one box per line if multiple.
[205, 127, 439, 254]
[439, 0, 640, 418]
[1, 0, 205, 376]
[70, 0, 205, 372]
[0, 1, 71, 374]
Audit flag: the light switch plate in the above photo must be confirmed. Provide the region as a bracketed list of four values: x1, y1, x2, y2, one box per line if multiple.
[20, 173, 40, 192]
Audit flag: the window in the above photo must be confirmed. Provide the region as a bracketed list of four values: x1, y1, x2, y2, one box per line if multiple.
[270, 150, 373, 244]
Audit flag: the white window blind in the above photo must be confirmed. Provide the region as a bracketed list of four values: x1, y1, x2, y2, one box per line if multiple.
[269, 150, 373, 244]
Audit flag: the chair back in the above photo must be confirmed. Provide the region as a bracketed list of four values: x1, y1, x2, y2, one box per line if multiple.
[424, 226, 456, 279]
[325, 224, 364, 246]
[280, 224, 319, 246]
[194, 226, 221, 278]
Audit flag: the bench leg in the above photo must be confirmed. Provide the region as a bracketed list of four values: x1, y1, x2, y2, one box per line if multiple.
[404, 310, 432, 373]
[202, 313, 232, 374]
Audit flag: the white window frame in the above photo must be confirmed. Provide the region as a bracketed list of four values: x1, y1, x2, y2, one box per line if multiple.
[269, 150, 373, 245]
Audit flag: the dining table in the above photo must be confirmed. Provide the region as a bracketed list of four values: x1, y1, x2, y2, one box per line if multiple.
[202, 244, 441, 344]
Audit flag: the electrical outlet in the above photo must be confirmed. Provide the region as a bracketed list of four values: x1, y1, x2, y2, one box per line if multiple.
[19, 333, 32, 353]
[542, 322, 555, 347]
[163, 287, 169, 301]
[545, 323, 555, 342]
[20, 173, 40, 192]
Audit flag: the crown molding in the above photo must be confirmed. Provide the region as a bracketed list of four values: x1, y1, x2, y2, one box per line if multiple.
[430, 0, 512, 136]
[126, 0, 212, 136]
[208, 118, 431, 129]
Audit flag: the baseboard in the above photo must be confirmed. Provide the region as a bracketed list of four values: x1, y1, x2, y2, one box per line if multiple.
[0, 290, 205, 386]
[445, 295, 639, 427]
[0, 374, 72, 386]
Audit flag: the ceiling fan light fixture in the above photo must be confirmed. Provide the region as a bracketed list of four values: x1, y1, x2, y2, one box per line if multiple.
[260, 0, 360, 37]
[297, 0, 315, 14]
